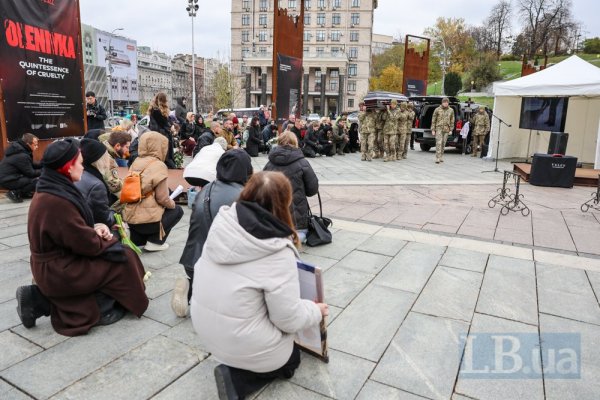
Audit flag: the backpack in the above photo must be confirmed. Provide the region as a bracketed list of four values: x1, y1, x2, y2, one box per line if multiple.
[120, 160, 157, 203]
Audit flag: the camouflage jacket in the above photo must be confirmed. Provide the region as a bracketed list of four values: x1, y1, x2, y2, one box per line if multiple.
[375, 110, 387, 131]
[407, 110, 416, 133]
[471, 112, 490, 136]
[384, 108, 401, 135]
[431, 106, 455, 134]
[358, 111, 376, 134]
[398, 110, 410, 135]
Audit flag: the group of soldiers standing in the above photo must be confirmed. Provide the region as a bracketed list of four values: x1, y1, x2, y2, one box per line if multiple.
[357, 100, 416, 162]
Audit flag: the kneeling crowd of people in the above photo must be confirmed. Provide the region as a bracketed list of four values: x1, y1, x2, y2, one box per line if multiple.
[10, 127, 327, 400]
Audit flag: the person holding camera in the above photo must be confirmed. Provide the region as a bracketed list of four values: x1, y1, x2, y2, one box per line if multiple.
[85, 91, 107, 130]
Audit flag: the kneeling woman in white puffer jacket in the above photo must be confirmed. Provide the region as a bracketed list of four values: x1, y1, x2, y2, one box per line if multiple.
[191, 171, 328, 399]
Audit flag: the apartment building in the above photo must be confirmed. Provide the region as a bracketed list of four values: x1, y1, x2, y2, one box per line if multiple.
[231, 0, 378, 116]
[137, 46, 173, 105]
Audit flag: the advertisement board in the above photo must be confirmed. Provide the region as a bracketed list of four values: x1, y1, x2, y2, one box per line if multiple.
[94, 30, 138, 102]
[0, 0, 85, 141]
[275, 53, 303, 125]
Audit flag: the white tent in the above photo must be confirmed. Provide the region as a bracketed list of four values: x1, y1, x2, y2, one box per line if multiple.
[490, 55, 600, 168]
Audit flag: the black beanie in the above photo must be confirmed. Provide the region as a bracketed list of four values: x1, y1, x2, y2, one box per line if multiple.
[42, 138, 80, 170]
[80, 138, 106, 164]
[216, 149, 253, 185]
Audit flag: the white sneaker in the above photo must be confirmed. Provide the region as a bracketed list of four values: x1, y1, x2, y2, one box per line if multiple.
[144, 242, 170, 252]
[171, 277, 190, 318]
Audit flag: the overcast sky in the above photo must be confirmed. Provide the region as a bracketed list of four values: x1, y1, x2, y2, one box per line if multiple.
[80, 0, 599, 58]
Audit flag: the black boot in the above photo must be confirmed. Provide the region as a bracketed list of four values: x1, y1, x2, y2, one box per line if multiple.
[7, 190, 23, 203]
[214, 365, 241, 400]
[16, 285, 50, 328]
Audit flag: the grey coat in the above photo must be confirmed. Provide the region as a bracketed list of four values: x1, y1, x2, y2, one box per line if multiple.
[74, 170, 115, 227]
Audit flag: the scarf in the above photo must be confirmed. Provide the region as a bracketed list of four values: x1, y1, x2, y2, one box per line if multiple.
[37, 168, 95, 227]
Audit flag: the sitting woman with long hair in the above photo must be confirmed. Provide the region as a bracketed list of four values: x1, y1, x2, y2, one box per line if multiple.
[191, 171, 328, 399]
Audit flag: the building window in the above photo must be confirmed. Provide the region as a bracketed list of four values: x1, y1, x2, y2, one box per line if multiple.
[347, 80, 357, 91]
[242, 14, 250, 26]
[330, 70, 339, 78]
[242, 0, 250, 10]
[330, 80, 338, 91]
[304, 31, 312, 41]
[333, 0, 342, 7]
[348, 99, 355, 108]
[259, 0, 268, 11]
[349, 47, 358, 59]
[259, 14, 267, 26]
[351, 0, 360, 6]
[331, 47, 341, 55]
[304, 46, 309, 53]
[288, 0, 297, 8]
[331, 30, 341, 41]
[259, 30, 268, 42]
[304, 14, 311, 25]
[348, 64, 357, 76]
[317, 0, 326, 8]
[259, 47, 267, 55]
[242, 30, 250, 42]
[350, 31, 359, 42]
[316, 13, 325, 26]
[242, 47, 250, 57]
[332, 13, 341, 25]
[316, 47, 324, 56]
[351, 13, 360, 25]
[305, 0, 311, 9]
[316, 30, 325, 42]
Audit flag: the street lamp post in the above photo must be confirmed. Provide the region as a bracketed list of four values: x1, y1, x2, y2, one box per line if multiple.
[105, 28, 123, 119]
[186, 0, 199, 115]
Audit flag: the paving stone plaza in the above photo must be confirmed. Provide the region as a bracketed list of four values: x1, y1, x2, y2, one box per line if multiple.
[1, 149, 600, 399]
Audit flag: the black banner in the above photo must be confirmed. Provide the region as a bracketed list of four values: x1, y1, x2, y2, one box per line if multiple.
[0, 0, 84, 141]
[276, 53, 302, 126]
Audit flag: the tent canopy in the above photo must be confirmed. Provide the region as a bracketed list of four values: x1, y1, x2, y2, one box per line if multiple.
[493, 56, 600, 97]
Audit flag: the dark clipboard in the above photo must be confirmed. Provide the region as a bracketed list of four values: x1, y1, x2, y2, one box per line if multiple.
[296, 260, 329, 363]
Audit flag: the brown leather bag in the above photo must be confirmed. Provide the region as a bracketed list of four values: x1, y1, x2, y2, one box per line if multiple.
[120, 160, 157, 204]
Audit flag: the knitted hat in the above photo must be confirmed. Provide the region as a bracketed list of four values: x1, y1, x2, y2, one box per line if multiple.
[42, 138, 80, 170]
[80, 138, 107, 164]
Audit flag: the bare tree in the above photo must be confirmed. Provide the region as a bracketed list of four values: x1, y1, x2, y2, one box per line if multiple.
[518, 0, 572, 57]
[487, 0, 512, 59]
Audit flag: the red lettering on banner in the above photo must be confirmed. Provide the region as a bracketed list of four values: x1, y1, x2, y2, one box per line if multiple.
[3, 18, 76, 59]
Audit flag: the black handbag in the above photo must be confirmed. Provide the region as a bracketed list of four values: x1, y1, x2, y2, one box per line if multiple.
[306, 192, 333, 247]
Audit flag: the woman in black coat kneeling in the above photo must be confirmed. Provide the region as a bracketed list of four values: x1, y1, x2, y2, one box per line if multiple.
[263, 131, 318, 242]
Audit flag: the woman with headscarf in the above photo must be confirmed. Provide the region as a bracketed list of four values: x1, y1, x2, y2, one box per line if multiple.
[16, 139, 149, 336]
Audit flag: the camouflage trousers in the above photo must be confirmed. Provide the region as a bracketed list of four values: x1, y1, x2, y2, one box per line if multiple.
[384, 134, 397, 161]
[360, 132, 375, 160]
[471, 134, 485, 157]
[374, 131, 385, 158]
[435, 131, 449, 162]
[397, 132, 410, 159]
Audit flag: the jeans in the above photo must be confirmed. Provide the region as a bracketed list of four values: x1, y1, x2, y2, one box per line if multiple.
[129, 206, 184, 245]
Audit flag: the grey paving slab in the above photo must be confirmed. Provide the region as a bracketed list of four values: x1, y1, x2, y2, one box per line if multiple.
[51, 336, 200, 400]
[326, 305, 343, 326]
[144, 291, 186, 328]
[496, 211, 532, 233]
[333, 250, 392, 275]
[439, 248, 488, 273]
[588, 271, 600, 303]
[256, 380, 331, 400]
[10, 318, 69, 349]
[161, 318, 209, 355]
[456, 224, 496, 241]
[569, 226, 600, 255]
[361, 207, 402, 225]
[1, 316, 168, 399]
[322, 266, 374, 308]
[0, 330, 43, 371]
[141, 245, 187, 271]
[412, 266, 482, 322]
[371, 312, 469, 400]
[152, 357, 220, 400]
[462, 209, 499, 229]
[298, 253, 339, 272]
[494, 227, 533, 246]
[373, 242, 445, 293]
[328, 284, 415, 361]
[356, 235, 407, 257]
[0, 225, 28, 240]
[144, 264, 187, 300]
[533, 228, 577, 252]
[0, 300, 22, 332]
[0, 261, 31, 304]
[451, 394, 475, 400]
[0, 379, 32, 400]
[455, 313, 544, 400]
[356, 380, 430, 400]
[303, 230, 372, 260]
[0, 234, 30, 249]
[539, 314, 600, 400]
[0, 246, 31, 265]
[290, 349, 375, 399]
[476, 255, 538, 325]
[537, 263, 600, 325]
[423, 223, 459, 234]
[331, 204, 380, 221]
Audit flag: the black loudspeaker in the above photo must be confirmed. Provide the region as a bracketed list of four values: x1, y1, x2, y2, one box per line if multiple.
[548, 132, 569, 155]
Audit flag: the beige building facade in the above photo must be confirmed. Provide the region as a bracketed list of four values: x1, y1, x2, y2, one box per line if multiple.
[231, 0, 378, 116]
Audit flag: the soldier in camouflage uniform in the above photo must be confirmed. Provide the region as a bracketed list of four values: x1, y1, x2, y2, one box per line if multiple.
[431, 97, 455, 164]
[396, 102, 409, 160]
[358, 102, 376, 161]
[407, 102, 416, 151]
[470, 106, 490, 157]
[383, 100, 401, 162]
[374, 109, 386, 159]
